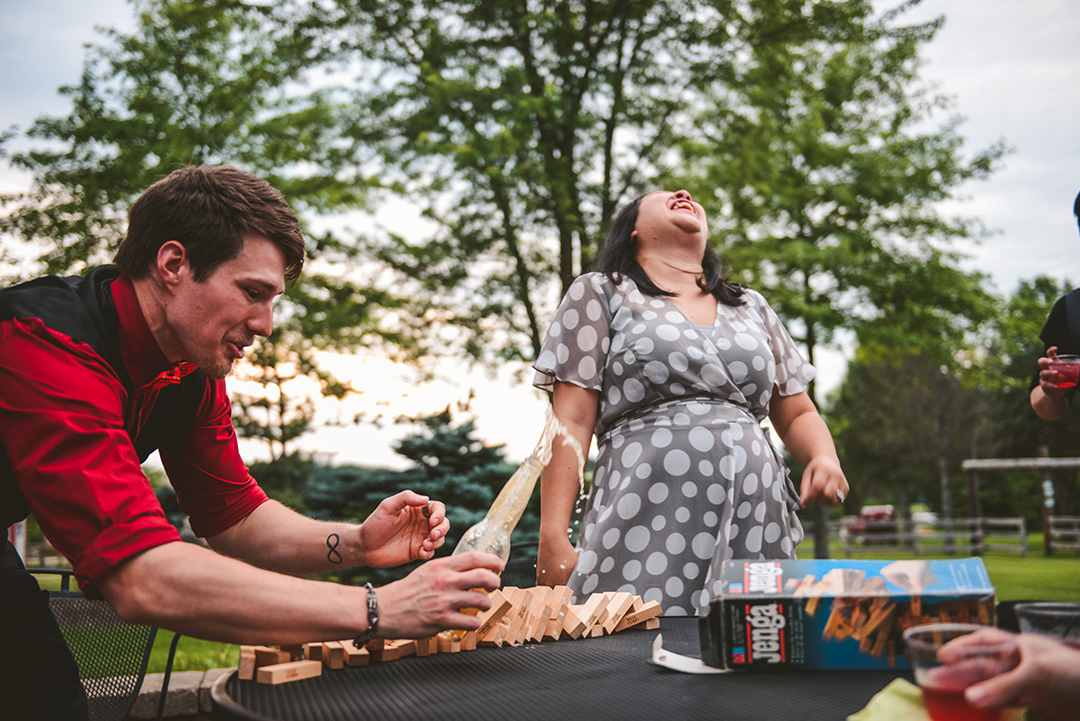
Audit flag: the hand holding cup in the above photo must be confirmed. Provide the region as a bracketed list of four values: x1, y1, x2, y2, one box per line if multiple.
[903, 623, 1018, 721]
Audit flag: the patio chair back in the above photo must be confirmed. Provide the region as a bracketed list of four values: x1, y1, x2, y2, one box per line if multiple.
[35, 569, 157, 721]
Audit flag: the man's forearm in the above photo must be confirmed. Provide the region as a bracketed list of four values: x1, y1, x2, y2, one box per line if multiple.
[100, 541, 370, 645]
[206, 500, 367, 576]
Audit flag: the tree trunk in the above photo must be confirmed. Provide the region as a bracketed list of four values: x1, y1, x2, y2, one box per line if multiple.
[939, 455, 954, 554]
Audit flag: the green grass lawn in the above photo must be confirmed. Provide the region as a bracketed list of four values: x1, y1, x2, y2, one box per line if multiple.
[148, 633, 240, 674]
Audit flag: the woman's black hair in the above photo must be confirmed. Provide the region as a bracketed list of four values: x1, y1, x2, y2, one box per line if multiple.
[594, 193, 746, 307]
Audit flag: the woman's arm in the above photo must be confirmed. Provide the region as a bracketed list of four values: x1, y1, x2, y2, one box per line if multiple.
[768, 390, 848, 508]
[537, 381, 599, 586]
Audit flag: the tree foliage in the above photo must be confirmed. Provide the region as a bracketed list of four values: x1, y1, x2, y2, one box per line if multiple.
[0, 0, 412, 463]
[828, 351, 987, 519]
[677, 0, 1004, 397]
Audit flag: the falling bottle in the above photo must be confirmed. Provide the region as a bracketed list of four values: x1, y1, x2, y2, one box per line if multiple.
[442, 408, 585, 640]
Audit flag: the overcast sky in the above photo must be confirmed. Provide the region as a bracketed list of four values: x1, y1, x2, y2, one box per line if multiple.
[2, 0, 1078, 465]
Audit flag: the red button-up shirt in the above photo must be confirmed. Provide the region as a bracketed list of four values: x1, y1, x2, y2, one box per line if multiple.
[0, 275, 268, 589]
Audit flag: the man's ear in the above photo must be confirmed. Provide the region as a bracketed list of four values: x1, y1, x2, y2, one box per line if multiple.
[156, 241, 189, 290]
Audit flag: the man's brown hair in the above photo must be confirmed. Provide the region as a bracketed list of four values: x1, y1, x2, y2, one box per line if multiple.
[114, 165, 305, 284]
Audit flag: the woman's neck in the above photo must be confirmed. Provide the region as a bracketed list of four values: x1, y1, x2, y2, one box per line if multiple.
[637, 251, 706, 296]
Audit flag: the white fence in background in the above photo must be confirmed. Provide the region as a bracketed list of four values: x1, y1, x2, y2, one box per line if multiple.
[1050, 516, 1080, 555]
[802, 517, 1029, 558]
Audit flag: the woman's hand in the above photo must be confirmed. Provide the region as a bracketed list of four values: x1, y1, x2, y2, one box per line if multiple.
[537, 535, 579, 587]
[799, 455, 849, 508]
[355, 491, 450, 567]
[769, 390, 849, 508]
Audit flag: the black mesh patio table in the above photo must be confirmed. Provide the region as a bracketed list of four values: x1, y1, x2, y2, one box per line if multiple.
[211, 618, 909, 721]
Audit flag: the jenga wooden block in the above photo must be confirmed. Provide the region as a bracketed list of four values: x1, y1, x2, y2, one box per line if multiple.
[562, 605, 587, 639]
[415, 636, 438, 657]
[577, 592, 610, 635]
[321, 641, 344, 669]
[303, 642, 323, 661]
[238, 646, 256, 680]
[256, 659, 322, 685]
[636, 616, 660, 630]
[475, 589, 513, 638]
[461, 630, 479, 650]
[480, 615, 512, 646]
[280, 643, 305, 661]
[507, 589, 535, 645]
[254, 646, 292, 667]
[589, 624, 605, 637]
[437, 633, 461, 653]
[533, 604, 556, 642]
[614, 600, 663, 632]
[601, 592, 636, 634]
[515, 587, 546, 645]
[390, 639, 417, 658]
[370, 640, 414, 663]
[339, 640, 370, 667]
[526, 587, 555, 642]
[364, 638, 386, 651]
[544, 586, 574, 640]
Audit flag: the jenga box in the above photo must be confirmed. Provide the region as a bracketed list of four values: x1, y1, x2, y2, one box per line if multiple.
[699, 558, 995, 671]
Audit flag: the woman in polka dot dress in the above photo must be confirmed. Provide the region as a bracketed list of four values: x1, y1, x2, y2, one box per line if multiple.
[533, 189, 849, 616]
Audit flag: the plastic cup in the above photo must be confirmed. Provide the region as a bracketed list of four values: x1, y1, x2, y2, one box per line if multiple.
[902, 623, 1018, 721]
[1049, 354, 1080, 388]
[1014, 602, 1080, 648]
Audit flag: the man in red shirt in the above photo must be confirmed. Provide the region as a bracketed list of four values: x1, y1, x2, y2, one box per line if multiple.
[0, 166, 502, 720]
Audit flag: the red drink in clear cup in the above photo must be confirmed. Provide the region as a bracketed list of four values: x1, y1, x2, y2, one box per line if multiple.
[904, 624, 1018, 721]
[1050, 355, 1080, 388]
[920, 684, 1001, 721]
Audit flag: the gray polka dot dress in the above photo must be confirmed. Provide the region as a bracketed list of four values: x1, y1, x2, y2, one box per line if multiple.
[532, 273, 815, 616]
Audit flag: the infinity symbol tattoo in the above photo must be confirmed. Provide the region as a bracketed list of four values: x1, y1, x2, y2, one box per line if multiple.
[326, 533, 343, 564]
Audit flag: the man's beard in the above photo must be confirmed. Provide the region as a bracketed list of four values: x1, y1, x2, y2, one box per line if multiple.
[192, 345, 238, 380]
[204, 357, 236, 381]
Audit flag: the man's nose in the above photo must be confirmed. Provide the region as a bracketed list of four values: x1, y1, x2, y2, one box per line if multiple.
[249, 302, 274, 337]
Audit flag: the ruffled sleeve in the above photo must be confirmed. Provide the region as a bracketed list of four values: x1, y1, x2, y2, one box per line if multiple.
[749, 289, 816, 396]
[532, 273, 613, 393]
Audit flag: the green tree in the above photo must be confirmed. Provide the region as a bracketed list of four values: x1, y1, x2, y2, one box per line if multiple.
[318, 0, 900, 365]
[0, 0, 406, 461]
[828, 351, 987, 523]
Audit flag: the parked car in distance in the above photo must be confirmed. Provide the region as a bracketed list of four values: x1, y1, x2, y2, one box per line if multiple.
[844, 504, 898, 544]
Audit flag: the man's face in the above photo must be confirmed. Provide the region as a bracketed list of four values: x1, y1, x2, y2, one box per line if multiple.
[165, 234, 286, 379]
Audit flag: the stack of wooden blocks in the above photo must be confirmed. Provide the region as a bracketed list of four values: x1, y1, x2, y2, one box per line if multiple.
[238, 586, 664, 685]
